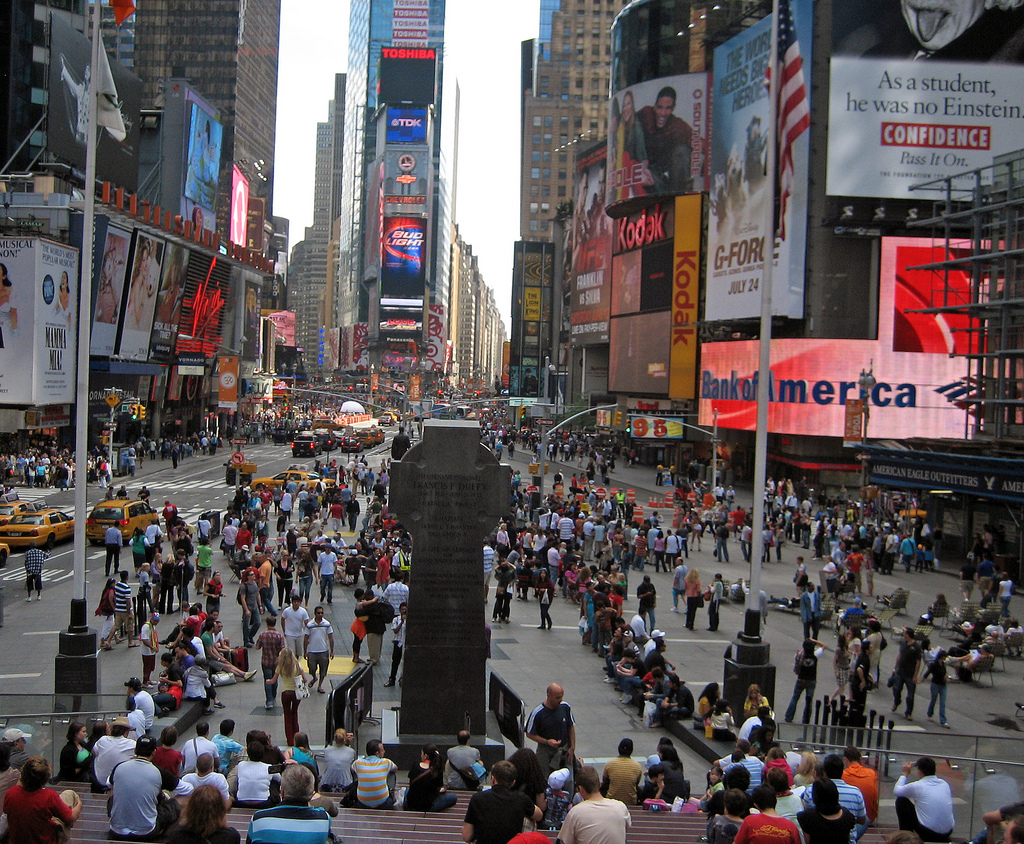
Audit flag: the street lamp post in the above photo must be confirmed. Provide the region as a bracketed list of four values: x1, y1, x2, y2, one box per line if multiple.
[710, 409, 719, 492]
[858, 362, 876, 490]
[537, 404, 617, 503]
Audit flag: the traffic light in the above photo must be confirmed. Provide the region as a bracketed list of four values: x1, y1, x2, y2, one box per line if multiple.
[130, 404, 139, 420]
[138, 405, 147, 420]
[613, 410, 623, 427]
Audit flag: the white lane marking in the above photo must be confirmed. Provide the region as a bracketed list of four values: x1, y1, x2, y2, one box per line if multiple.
[0, 673, 43, 679]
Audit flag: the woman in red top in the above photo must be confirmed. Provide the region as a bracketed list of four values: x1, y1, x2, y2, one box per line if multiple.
[2, 757, 81, 844]
[151, 726, 184, 776]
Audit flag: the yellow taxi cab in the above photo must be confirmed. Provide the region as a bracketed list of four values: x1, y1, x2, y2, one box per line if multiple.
[0, 500, 37, 526]
[85, 499, 161, 545]
[358, 427, 385, 448]
[250, 469, 336, 490]
[0, 508, 75, 550]
[0, 540, 10, 568]
[377, 412, 399, 426]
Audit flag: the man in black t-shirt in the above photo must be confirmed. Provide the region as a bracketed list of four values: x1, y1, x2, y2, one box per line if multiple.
[462, 760, 542, 844]
[391, 428, 411, 460]
[524, 683, 576, 775]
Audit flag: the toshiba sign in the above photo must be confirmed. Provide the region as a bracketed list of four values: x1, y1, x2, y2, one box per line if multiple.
[614, 203, 671, 254]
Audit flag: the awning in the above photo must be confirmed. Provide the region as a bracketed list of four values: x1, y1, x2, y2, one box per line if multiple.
[864, 446, 1024, 504]
[771, 453, 861, 472]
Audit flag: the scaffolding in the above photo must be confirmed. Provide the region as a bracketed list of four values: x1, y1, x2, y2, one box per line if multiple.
[908, 151, 1024, 444]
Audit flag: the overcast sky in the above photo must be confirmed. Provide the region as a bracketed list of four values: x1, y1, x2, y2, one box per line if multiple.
[274, 0, 542, 331]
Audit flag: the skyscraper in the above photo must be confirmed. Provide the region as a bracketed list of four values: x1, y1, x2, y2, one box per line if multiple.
[520, 0, 626, 240]
[337, 0, 447, 337]
[132, 0, 281, 238]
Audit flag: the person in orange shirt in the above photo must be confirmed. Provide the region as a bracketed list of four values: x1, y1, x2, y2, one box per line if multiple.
[842, 745, 878, 842]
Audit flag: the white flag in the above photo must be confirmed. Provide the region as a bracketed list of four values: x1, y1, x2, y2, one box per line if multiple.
[94, 43, 126, 142]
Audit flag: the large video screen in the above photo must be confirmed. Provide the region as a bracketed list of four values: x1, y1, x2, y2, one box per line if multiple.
[379, 47, 436, 105]
[828, 1, 1024, 198]
[609, 311, 671, 395]
[116, 232, 165, 360]
[381, 216, 426, 299]
[183, 93, 223, 235]
[698, 236, 970, 439]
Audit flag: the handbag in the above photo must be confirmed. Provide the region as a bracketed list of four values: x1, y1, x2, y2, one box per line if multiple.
[294, 672, 311, 699]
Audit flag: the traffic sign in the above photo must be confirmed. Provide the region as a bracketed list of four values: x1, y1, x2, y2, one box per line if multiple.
[230, 452, 245, 466]
[536, 418, 554, 426]
[105, 392, 120, 409]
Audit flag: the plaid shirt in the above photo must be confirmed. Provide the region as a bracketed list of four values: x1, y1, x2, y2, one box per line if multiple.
[255, 628, 285, 668]
[24, 547, 48, 575]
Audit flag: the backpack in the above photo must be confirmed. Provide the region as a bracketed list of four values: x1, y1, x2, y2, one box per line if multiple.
[377, 600, 396, 622]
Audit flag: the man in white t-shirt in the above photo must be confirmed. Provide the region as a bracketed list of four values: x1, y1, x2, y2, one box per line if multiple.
[221, 521, 238, 561]
[317, 546, 338, 605]
[281, 593, 310, 658]
[304, 606, 335, 693]
[182, 753, 230, 805]
[559, 766, 631, 844]
[181, 721, 220, 773]
[125, 678, 155, 733]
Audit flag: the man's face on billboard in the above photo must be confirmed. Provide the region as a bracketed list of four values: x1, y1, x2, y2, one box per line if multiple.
[900, 0, 986, 51]
[653, 96, 676, 128]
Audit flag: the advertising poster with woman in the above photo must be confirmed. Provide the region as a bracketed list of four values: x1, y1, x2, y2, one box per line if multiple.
[0, 238, 78, 405]
[148, 241, 188, 363]
[116, 231, 165, 360]
[90, 224, 130, 356]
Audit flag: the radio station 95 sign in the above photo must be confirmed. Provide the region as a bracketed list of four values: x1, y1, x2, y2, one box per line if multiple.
[630, 415, 688, 439]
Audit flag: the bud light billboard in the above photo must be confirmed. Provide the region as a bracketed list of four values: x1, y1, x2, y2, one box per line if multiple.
[386, 108, 427, 144]
[381, 216, 426, 299]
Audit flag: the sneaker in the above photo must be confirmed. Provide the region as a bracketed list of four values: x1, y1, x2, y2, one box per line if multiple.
[25, 597, 32, 602]
[265, 702, 275, 710]
[243, 669, 258, 681]
[603, 677, 616, 684]
[671, 607, 678, 612]
[942, 722, 951, 728]
[213, 701, 226, 709]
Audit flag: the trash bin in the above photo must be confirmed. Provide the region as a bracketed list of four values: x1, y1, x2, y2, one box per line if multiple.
[200, 510, 221, 538]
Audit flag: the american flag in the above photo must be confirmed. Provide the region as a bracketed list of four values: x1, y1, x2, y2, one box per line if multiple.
[775, 0, 809, 240]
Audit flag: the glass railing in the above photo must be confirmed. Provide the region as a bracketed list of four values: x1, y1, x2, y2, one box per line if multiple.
[1, 694, 130, 775]
[786, 720, 1024, 839]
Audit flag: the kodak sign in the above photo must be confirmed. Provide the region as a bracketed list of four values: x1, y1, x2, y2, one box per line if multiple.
[670, 195, 702, 400]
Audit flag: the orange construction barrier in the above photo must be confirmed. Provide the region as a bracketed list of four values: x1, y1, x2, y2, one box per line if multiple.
[626, 488, 636, 503]
[632, 506, 644, 521]
[702, 492, 716, 508]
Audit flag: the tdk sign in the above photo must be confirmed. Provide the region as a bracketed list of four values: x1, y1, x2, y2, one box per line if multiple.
[386, 108, 427, 144]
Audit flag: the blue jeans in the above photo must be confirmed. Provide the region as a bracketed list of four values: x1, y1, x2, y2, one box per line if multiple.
[785, 679, 816, 723]
[260, 585, 277, 617]
[298, 575, 313, 603]
[243, 609, 261, 647]
[853, 821, 870, 842]
[263, 663, 277, 705]
[1001, 596, 1012, 617]
[927, 681, 947, 724]
[642, 608, 656, 633]
[715, 537, 729, 562]
[320, 573, 334, 603]
[891, 672, 916, 716]
[673, 588, 683, 609]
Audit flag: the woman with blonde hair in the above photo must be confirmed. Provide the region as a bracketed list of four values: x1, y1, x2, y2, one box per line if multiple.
[794, 751, 818, 787]
[265, 647, 311, 745]
[684, 568, 703, 630]
[742, 683, 770, 723]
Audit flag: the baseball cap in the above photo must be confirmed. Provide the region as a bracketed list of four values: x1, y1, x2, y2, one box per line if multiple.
[2, 727, 31, 742]
[651, 629, 666, 639]
[124, 677, 143, 690]
[150, 612, 160, 621]
[548, 768, 571, 790]
[135, 736, 158, 756]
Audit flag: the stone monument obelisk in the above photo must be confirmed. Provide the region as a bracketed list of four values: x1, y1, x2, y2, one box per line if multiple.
[389, 420, 510, 736]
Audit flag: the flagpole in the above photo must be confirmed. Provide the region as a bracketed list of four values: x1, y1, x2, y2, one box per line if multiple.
[742, 0, 780, 645]
[57, 0, 102, 691]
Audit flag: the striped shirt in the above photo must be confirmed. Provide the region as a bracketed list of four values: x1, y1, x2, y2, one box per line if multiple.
[113, 580, 132, 613]
[248, 804, 332, 843]
[352, 755, 397, 807]
[24, 547, 48, 575]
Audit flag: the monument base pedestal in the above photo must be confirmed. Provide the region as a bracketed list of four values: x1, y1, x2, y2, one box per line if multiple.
[381, 708, 506, 772]
[55, 628, 100, 696]
[722, 636, 775, 726]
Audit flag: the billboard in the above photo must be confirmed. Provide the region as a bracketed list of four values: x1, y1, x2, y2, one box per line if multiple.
[147, 241, 188, 364]
[0, 238, 79, 405]
[383, 147, 429, 214]
[381, 216, 426, 298]
[386, 108, 428, 144]
[828, 2, 1024, 199]
[328, 328, 341, 370]
[570, 142, 612, 344]
[176, 251, 231, 357]
[705, 0, 812, 321]
[610, 202, 674, 317]
[609, 310, 671, 395]
[424, 303, 447, 372]
[230, 166, 250, 246]
[670, 195, 702, 400]
[379, 47, 436, 105]
[182, 91, 223, 234]
[698, 236, 970, 440]
[241, 279, 262, 361]
[90, 224, 131, 356]
[46, 14, 142, 191]
[630, 416, 690, 439]
[116, 231, 165, 360]
[606, 72, 711, 208]
[392, 0, 430, 47]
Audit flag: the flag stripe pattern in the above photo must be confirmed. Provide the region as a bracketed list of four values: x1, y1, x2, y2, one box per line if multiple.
[777, 0, 809, 240]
